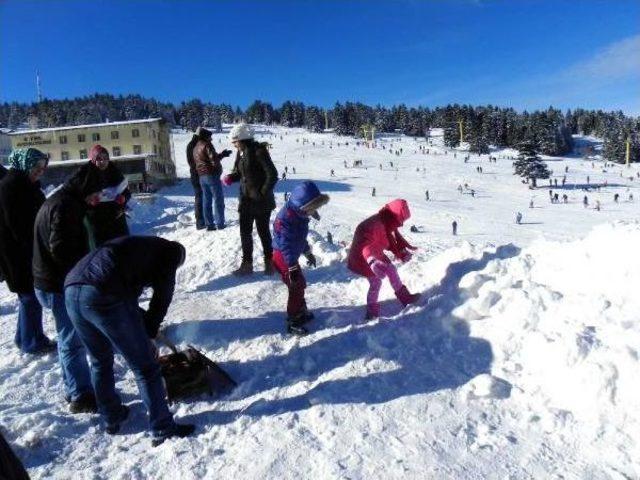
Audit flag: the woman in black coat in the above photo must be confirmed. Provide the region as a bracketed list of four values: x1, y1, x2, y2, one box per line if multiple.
[77, 145, 131, 249]
[0, 148, 55, 354]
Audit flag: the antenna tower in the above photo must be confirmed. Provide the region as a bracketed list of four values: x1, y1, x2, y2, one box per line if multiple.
[36, 70, 43, 102]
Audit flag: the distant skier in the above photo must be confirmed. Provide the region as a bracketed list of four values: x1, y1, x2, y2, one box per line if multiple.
[330, 169, 335, 177]
[470, 189, 475, 198]
[326, 231, 333, 245]
[372, 187, 376, 197]
[529, 199, 534, 208]
[595, 200, 601, 211]
[347, 199, 420, 320]
[583, 195, 589, 208]
[425, 190, 429, 201]
[452, 220, 458, 236]
[614, 193, 619, 203]
[587, 175, 590, 185]
[292, 167, 296, 174]
[281, 172, 287, 181]
[516, 212, 522, 224]
[565, 165, 569, 173]
[272, 181, 329, 335]
[562, 194, 568, 203]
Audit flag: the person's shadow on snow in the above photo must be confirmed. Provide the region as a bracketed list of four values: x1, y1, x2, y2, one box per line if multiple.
[190, 244, 519, 420]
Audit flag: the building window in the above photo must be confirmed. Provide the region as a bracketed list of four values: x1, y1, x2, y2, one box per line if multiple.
[153, 144, 158, 154]
[61, 151, 69, 161]
[132, 128, 140, 138]
[78, 134, 86, 143]
[79, 149, 87, 159]
[92, 132, 100, 141]
[59, 135, 67, 144]
[111, 131, 119, 140]
[112, 146, 121, 157]
[133, 145, 142, 155]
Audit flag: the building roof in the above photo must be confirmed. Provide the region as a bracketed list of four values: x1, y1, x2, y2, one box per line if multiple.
[9, 118, 164, 135]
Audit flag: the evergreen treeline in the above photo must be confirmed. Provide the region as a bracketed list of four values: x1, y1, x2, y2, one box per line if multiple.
[1, 94, 638, 163]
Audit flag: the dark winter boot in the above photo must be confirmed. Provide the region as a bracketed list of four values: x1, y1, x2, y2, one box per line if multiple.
[106, 404, 130, 435]
[286, 311, 312, 336]
[395, 286, 421, 306]
[151, 422, 196, 447]
[263, 255, 274, 276]
[69, 392, 98, 414]
[232, 260, 253, 276]
[364, 303, 380, 321]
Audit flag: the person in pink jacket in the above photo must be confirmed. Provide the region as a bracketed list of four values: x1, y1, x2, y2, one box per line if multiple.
[348, 199, 420, 319]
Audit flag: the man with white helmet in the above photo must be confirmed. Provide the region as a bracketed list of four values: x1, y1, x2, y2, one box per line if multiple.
[223, 124, 278, 275]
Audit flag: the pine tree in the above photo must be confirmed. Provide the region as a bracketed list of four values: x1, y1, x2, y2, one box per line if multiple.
[514, 141, 551, 187]
[443, 124, 460, 148]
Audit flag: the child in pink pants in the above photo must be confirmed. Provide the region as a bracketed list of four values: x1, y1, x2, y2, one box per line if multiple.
[347, 199, 420, 319]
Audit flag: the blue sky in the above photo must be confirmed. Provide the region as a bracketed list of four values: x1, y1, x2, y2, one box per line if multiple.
[1, 0, 639, 113]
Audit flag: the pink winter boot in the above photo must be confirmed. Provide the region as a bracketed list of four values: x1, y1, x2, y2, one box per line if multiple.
[395, 285, 420, 306]
[365, 303, 380, 320]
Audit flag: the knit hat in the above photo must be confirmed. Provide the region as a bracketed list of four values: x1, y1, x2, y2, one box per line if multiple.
[195, 127, 212, 139]
[7, 148, 48, 172]
[89, 145, 109, 164]
[229, 123, 254, 142]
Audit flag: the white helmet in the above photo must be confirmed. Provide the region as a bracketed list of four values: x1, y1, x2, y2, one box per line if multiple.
[229, 123, 254, 142]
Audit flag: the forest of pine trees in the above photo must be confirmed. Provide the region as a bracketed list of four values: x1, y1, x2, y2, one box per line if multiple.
[1, 94, 638, 163]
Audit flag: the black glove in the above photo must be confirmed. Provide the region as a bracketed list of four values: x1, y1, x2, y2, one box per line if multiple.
[304, 251, 316, 268]
[143, 311, 161, 339]
[220, 149, 232, 158]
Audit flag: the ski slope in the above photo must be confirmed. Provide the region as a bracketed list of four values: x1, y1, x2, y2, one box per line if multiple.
[1, 126, 639, 479]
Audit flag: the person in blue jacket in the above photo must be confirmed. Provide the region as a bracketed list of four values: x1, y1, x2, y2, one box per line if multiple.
[64, 235, 195, 445]
[272, 181, 329, 335]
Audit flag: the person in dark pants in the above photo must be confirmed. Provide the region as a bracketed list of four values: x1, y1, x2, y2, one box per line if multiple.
[0, 148, 55, 354]
[192, 127, 232, 230]
[64, 236, 194, 445]
[33, 172, 103, 412]
[272, 181, 329, 334]
[223, 124, 278, 275]
[75, 145, 130, 249]
[187, 132, 204, 229]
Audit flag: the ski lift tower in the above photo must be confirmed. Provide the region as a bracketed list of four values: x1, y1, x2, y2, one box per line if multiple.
[457, 119, 464, 144]
[361, 124, 376, 147]
[626, 138, 631, 168]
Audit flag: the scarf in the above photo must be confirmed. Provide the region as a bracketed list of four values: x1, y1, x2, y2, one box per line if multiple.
[8, 148, 48, 172]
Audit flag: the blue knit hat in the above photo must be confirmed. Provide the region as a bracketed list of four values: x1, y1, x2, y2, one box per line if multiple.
[8, 148, 48, 172]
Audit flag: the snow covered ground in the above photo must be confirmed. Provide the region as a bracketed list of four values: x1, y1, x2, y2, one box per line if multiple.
[1, 126, 639, 479]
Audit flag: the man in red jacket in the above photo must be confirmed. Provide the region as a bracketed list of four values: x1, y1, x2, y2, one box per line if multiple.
[348, 199, 420, 319]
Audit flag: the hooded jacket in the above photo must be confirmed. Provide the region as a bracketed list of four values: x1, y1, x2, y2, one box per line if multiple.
[32, 173, 102, 292]
[0, 170, 45, 293]
[347, 199, 412, 278]
[272, 181, 325, 267]
[65, 236, 185, 326]
[227, 140, 278, 213]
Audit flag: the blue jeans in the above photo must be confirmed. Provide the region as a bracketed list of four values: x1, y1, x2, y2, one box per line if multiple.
[15, 290, 48, 353]
[65, 285, 175, 434]
[35, 289, 93, 401]
[199, 174, 225, 228]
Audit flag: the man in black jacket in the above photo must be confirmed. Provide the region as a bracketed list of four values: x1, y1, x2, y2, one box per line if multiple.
[64, 236, 194, 445]
[0, 148, 54, 354]
[222, 124, 278, 275]
[186, 132, 204, 230]
[33, 171, 103, 412]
